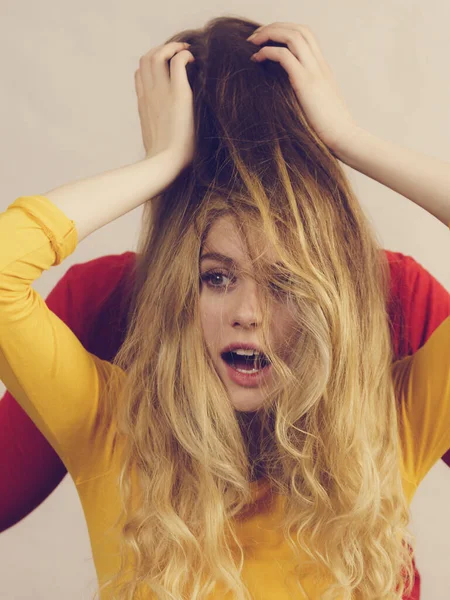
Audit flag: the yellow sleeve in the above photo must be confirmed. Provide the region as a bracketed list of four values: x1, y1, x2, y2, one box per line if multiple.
[393, 219, 450, 487]
[0, 195, 119, 483]
[393, 314, 450, 487]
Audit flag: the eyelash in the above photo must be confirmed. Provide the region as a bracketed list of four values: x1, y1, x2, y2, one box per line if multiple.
[200, 269, 235, 290]
[200, 269, 289, 296]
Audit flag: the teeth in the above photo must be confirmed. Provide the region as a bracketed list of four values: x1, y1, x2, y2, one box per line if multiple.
[233, 349, 260, 356]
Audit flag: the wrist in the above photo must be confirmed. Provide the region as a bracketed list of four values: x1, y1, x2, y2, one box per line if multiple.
[145, 149, 187, 176]
[332, 126, 371, 166]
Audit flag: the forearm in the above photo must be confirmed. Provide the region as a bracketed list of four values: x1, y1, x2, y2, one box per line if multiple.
[44, 151, 178, 242]
[336, 127, 450, 227]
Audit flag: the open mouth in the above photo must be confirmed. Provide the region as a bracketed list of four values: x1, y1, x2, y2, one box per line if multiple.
[221, 350, 271, 374]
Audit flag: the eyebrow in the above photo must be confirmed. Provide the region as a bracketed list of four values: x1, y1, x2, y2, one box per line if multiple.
[200, 251, 283, 270]
[199, 252, 238, 267]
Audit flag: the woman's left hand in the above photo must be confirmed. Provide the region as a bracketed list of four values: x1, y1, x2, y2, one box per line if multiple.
[247, 22, 360, 157]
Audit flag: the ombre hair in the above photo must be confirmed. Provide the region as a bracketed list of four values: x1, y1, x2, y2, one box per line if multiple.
[97, 15, 415, 600]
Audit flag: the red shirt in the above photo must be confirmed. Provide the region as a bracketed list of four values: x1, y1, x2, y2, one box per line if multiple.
[1, 249, 449, 599]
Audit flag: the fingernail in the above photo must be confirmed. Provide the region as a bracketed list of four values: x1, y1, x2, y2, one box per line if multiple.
[247, 33, 257, 41]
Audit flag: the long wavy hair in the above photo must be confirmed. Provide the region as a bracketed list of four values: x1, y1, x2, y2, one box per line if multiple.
[96, 15, 416, 600]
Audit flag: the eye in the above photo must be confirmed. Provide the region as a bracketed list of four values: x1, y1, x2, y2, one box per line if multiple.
[200, 269, 236, 290]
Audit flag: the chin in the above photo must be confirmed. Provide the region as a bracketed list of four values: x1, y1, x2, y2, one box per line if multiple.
[230, 395, 264, 412]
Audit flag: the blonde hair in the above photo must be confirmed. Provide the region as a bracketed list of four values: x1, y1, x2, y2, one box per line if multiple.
[96, 15, 415, 599]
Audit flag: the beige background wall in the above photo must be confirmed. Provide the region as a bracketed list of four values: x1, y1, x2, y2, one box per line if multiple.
[1, 1, 449, 598]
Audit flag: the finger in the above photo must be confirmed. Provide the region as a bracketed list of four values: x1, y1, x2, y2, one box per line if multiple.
[149, 41, 192, 83]
[134, 70, 150, 152]
[134, 69, 144, 100]
[290, 27, 343, 97]
[169, 49, 195, 96]
[250, 22, 320, 55]
[249, 26, 320, 73]
[250, 46, 307, 94]
[134, 69, 148, 121]
[250, 23, 332, 80]
[294, 25, 335, 81]
[266, 24, 325, 61]
[139, 42, 191, 97]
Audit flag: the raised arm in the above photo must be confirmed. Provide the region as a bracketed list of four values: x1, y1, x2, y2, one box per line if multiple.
[0, 43, 195, 484]
[246, 23, 450, 227]
[336, 128, 450, 227]
[0, 153, 189, 486]
[43, 42, 196, 242]
[43, 151, 181, 243]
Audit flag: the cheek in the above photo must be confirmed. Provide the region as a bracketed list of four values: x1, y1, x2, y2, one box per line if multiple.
[271, 307, 298, 351]
[199, 296, 225, 342]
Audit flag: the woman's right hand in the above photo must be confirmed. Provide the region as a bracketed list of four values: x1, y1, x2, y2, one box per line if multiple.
[134, 41, 196, 173]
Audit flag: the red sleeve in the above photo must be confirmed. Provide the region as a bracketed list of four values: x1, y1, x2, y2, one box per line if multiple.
[385, 249, 450, 470]
[0, 251, 136, 532]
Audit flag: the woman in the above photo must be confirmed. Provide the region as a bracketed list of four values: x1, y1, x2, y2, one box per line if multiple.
[2, 246, 450, 600]
[0, 16, 449, 600]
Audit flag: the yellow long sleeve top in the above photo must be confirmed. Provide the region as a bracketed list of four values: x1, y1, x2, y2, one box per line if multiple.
[0, 195, 449, 599]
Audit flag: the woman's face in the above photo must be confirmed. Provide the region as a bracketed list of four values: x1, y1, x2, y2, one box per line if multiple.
[199, 215, 298, 412]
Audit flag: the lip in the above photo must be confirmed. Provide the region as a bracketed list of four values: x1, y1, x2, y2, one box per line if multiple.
[222, 358, 272, 388]
[221, 342, 265, 354]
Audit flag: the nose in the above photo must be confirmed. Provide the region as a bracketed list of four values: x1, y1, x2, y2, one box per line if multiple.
[231, 279, 263, 329]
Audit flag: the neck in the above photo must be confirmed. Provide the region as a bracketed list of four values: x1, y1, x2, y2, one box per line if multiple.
[236, 410, 266, 481]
